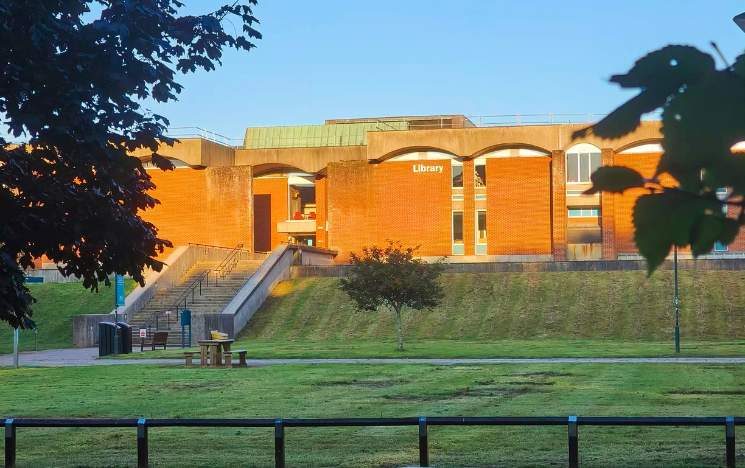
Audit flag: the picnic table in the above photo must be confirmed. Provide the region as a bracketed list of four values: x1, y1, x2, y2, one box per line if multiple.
[197, 339, 234, 367]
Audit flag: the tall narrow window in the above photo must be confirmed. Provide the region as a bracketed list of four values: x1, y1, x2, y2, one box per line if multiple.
[452, 162, 463, 188]
[475, 211, 487, 255]
[452, 211, 464, 255]
[475, 162, 486, 187]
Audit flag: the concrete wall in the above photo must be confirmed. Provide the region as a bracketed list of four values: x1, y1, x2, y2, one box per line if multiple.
[25, 269, 83, 283]
[291, 258, 745, 278]
[72, 314, 113, 348]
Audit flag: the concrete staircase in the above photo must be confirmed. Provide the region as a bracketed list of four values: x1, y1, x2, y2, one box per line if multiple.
[127, 259, 263, 347]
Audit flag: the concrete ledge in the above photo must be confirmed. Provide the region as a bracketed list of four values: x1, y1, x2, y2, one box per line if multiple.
[291, 258, 745, 277]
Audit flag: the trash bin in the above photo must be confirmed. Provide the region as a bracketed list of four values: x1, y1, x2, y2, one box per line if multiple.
[117, 322, 132, 354]
[98, 322, 116, 357]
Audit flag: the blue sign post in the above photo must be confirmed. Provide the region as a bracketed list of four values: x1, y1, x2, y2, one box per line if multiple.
[116, 275, 125, 307]
[114, 275, 125, 356]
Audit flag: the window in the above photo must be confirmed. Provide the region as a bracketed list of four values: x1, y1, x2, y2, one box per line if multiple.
[717, 189, 728, 214]
[452, 211, 464, 255]
[452, 162, 463, 188]
[568, 208, 600, 217]
[452, 194, 464, 201]
[474, 162, 486, 187]
[714, 241, 728, 252]
[566, 152, 601, 183]
[475, 193, 487, 200]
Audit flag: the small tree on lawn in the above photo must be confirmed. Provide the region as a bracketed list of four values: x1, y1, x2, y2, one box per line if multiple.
[340, 241, 444, 351]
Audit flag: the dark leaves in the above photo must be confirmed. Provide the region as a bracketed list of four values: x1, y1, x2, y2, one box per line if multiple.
[0, 0, 259, 327]
[573, 45, 745, 272]
[585, 167, 645, 195]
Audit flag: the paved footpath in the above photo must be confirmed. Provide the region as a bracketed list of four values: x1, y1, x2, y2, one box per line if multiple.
[1, 348, 744, 368]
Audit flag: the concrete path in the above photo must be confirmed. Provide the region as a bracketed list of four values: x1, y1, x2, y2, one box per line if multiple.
[1, 348, 744, 368]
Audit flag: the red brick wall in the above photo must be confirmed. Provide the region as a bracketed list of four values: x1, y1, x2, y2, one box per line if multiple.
[315, 176, 328, 249]
[326, 161, 374, 262]
[253, 177, 289, 251]
[551, 151, 566, 260]
[463, 160, 475, 255]
[486, 157, 552, 255]
[600, 148, 616, 259]
[372, 160, 452, 257]
[143, 166, 253, 257]
[612, 153, 660, 253]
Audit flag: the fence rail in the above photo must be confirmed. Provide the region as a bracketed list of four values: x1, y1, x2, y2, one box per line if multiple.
[4, 416, 742, 468]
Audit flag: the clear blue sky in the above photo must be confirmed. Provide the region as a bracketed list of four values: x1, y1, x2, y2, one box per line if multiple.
[34, 1, 745, 139]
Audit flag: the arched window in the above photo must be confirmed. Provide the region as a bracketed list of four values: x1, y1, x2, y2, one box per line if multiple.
[565, 144, 601, 184]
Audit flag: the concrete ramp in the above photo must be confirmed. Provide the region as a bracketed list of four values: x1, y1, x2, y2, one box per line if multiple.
[219, 244, 337, 337]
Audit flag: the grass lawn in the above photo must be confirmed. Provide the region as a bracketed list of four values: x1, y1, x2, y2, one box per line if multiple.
[0, 363, 743, 467]
[0, 279, 136, 354]
[109, 338, 745, 360]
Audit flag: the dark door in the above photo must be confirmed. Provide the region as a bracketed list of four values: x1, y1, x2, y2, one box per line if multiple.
[254, 194, 272, 252]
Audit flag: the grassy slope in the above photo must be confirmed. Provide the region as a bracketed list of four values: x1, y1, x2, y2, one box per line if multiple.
[0, 363, 743, 467]
[242, 271, 745, 342]
[0, 280, 136, 354]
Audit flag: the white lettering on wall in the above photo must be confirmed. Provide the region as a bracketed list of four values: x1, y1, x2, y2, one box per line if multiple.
[412, 164, 444, 174]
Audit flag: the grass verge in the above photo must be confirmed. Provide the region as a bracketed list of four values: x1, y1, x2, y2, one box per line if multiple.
[0, 279, 136, 354]
[0, 363, 742, 467]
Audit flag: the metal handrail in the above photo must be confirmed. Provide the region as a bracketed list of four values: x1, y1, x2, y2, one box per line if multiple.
[140, 244, 244, 333]
[4, 415, 742, 468]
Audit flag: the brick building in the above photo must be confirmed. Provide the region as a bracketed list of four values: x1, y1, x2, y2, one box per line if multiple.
[136, 115, 745, 263]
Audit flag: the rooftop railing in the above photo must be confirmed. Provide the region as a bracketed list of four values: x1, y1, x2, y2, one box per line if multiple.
[163, 112, 663, 150]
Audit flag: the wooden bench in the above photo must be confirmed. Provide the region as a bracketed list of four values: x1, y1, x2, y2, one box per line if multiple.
[184, 351, 197, 367]
[223, 350, 247, 368]
[140, 331, 168, 352]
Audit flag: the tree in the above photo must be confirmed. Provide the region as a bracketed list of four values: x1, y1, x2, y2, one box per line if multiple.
[575, 45, 745, 272]
[340, 241, 444, 351]
[0, 0, 261, 328]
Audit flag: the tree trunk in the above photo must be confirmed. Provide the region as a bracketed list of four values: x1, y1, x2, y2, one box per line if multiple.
[395, 307, 404, 351]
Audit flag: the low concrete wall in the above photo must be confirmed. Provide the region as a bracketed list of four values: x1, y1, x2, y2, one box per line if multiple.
[72, 314, 112, 348]
[24, 269, 84, 284]
[224, 244, 337, 334]
[192, 314, 236, 341]
[291, 258, 745, 278]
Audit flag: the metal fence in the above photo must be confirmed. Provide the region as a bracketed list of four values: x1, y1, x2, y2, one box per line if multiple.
[4, 416, 742, 468]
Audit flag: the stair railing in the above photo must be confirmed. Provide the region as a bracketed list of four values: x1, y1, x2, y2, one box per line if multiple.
[212, 243, 244, 285]
[139, 244, 244, 334]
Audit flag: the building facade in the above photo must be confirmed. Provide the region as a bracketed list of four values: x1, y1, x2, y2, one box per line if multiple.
[136, 116, 745, 263]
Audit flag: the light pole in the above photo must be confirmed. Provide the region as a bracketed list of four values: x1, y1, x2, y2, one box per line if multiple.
[734, 12, 745, 32]
[674, 247, 680, 354]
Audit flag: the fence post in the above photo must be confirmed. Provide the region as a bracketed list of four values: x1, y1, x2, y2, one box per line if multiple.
[275, 419, 285, 468]
[568, 416, 578, 468]
[137, 418, 148, 468]
[726, 416, 736, 468]
[419, 417, 429, 467]
[5, 419, 15, 468]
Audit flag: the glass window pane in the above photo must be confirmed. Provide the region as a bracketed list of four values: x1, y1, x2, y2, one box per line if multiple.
[568, 209, 581, 217]
[452, 164, 463, 188]
[590, 153, 601, 176]
[475, 164, 486, 187]
[453, 212, 463, 243]
[579, 153, 590, 182]
[566, 154, 579, 183]
[477, 211, 487, 243]
[715, 241, 728, 251]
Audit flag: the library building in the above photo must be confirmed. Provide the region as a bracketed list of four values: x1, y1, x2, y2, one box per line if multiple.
[136, 115, 745, 263]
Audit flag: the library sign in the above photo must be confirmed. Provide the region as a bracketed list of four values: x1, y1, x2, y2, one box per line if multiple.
[412, 164, 444, 174]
